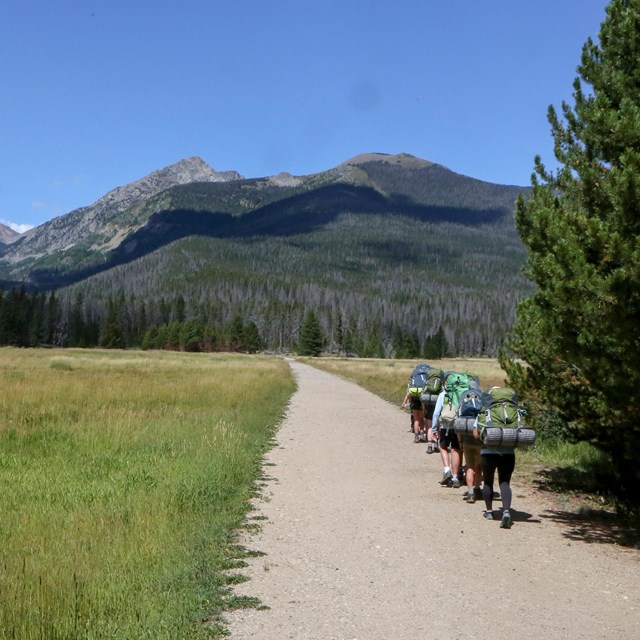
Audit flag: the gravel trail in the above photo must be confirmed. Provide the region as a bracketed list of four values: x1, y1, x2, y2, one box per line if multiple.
[224, 360, 639, 640]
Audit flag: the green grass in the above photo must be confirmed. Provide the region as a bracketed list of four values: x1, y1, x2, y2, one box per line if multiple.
[0, 348, 295, 639]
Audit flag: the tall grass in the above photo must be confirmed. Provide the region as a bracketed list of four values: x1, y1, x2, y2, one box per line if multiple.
[0, 348, 294, 639]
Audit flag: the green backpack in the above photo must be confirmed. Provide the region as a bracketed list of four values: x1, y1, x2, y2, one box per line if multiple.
[443, 372, 471, 409]
[439, 372, 471, 426]
[477, 387, 523, 428]
[425, 368, 444, 394]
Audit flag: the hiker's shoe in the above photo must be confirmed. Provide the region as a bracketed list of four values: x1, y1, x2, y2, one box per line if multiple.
[500, 511, 513, 529]
[414, 433, 421, 443]
[465, 491, 476, 504]
[426, 442, 435, 454]
[451, 477, 461, 489]
[483, 510, 495, 520]
[439, 471, 453, 485]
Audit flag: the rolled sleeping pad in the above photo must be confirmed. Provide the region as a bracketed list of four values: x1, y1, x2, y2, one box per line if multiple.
[420, 392, 439, 405]
[481, 426, 536, 448]
[452, 417, 476, 434]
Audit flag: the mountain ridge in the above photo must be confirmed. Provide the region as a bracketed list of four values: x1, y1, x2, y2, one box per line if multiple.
[0, 152, 528, 290]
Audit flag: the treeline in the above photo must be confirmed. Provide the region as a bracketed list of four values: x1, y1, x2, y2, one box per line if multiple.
[1, 207, 532, 357]
[47, 211, 531, 356]
[0, 285, 453, 358]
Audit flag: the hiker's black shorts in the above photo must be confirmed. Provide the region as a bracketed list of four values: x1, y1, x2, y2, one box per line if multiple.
[439, 428, 460, 450]
[409, 398, 422, 411]
[423, 402, 435, 419]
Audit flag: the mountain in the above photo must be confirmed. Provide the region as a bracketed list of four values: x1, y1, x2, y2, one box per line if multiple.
[0, 156, 242, 282]
[0, 223, 21, 245]
[0, 152, 525, 289]
[0, 152, 532, 356]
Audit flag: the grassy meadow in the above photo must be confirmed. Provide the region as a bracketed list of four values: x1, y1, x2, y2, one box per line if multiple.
[0, 348, 295, 640]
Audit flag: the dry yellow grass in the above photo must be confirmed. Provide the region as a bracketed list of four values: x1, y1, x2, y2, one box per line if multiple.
[300, 356, 508, 405]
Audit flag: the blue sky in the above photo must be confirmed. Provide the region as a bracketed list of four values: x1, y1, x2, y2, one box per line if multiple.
[1, 0, 610, 232]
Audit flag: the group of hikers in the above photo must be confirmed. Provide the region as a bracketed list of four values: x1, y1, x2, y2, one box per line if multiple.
[401, 364, 535, 529]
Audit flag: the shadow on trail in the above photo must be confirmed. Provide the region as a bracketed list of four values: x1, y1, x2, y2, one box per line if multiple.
[511, 509, 540, 525]
[538, 508, 640, 548]
[529, 465, 640, 548]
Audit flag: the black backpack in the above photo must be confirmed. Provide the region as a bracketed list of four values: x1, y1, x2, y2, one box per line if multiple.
[458, 388, 483, 418]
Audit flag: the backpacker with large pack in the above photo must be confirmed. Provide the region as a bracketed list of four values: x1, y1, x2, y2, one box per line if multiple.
[419, 367, 445, 405]
[439, 372, 472, 427]
[476, 387, 536, 447]
[452, 387, 484, 434]
[406, 364, 431, 399]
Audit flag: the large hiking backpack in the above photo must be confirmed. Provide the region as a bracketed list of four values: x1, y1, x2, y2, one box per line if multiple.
[458, 388, 483, 418]
[477, 387, 536, 447]
[407, 364, 431, 398]
[439, 372, 472, 427]
[420, 367, 444, 405]
[452, 387, 484, 433]
[425, 368, 444, 394]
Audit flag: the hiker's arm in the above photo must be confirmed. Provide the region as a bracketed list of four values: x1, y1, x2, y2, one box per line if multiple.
[432, 392, 444, 432]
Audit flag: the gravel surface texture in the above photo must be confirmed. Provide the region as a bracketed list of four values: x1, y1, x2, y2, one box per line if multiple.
[224, 360, 639, 640]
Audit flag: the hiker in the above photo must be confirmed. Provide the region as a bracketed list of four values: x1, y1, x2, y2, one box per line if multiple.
[424, 400, 439, 454]
[473, 424, 515, 528]
[456, 387, 484, 503]
[472, 386, 532, 529]
[402, 364, 435, 443]
[460, 430, 483, 503]
[419, 366, 444, 453]
[401, 390, 425, 443]
[431, 389, 462, 488]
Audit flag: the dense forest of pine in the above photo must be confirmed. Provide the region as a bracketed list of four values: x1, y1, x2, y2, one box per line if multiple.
[0, 204, 532, 357]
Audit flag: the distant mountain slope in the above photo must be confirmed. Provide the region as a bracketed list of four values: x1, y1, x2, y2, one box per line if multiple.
[0, 156, 242, 278]
[0, 223, 21, 245]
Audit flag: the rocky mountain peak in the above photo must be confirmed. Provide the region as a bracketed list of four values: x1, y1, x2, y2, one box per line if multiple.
[0, 222, 21, 245]
[6, 157, 243, 263]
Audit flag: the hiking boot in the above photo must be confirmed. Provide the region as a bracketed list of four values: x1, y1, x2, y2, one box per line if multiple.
[500, 511, 513, 529]
[451, 476, 461, 489]
[482, 510, 495, 520]
[414, 433, 421, 443]
[439, 470, 453, 485]
[465, 491, 476, 504]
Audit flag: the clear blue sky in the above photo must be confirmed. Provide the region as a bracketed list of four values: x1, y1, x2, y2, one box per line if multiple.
[1, 0, 610, 232]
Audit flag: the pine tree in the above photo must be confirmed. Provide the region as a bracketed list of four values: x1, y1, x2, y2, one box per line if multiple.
[243, 321, 263, 353]
[501, 0, 640, 509]
[100, 298, 124, 349]
[297, 310, 324, 356]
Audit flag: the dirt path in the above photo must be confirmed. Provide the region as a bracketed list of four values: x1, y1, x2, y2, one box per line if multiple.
[224, 361, 639, 640]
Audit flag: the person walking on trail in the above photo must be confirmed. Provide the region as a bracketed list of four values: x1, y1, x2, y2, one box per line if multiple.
[431, 390, 462, 489]
[401, 390, 425, 443]
[424, 400, 439, 454]
[472, 422, 515, 528]
[460, 430, 482, 503]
